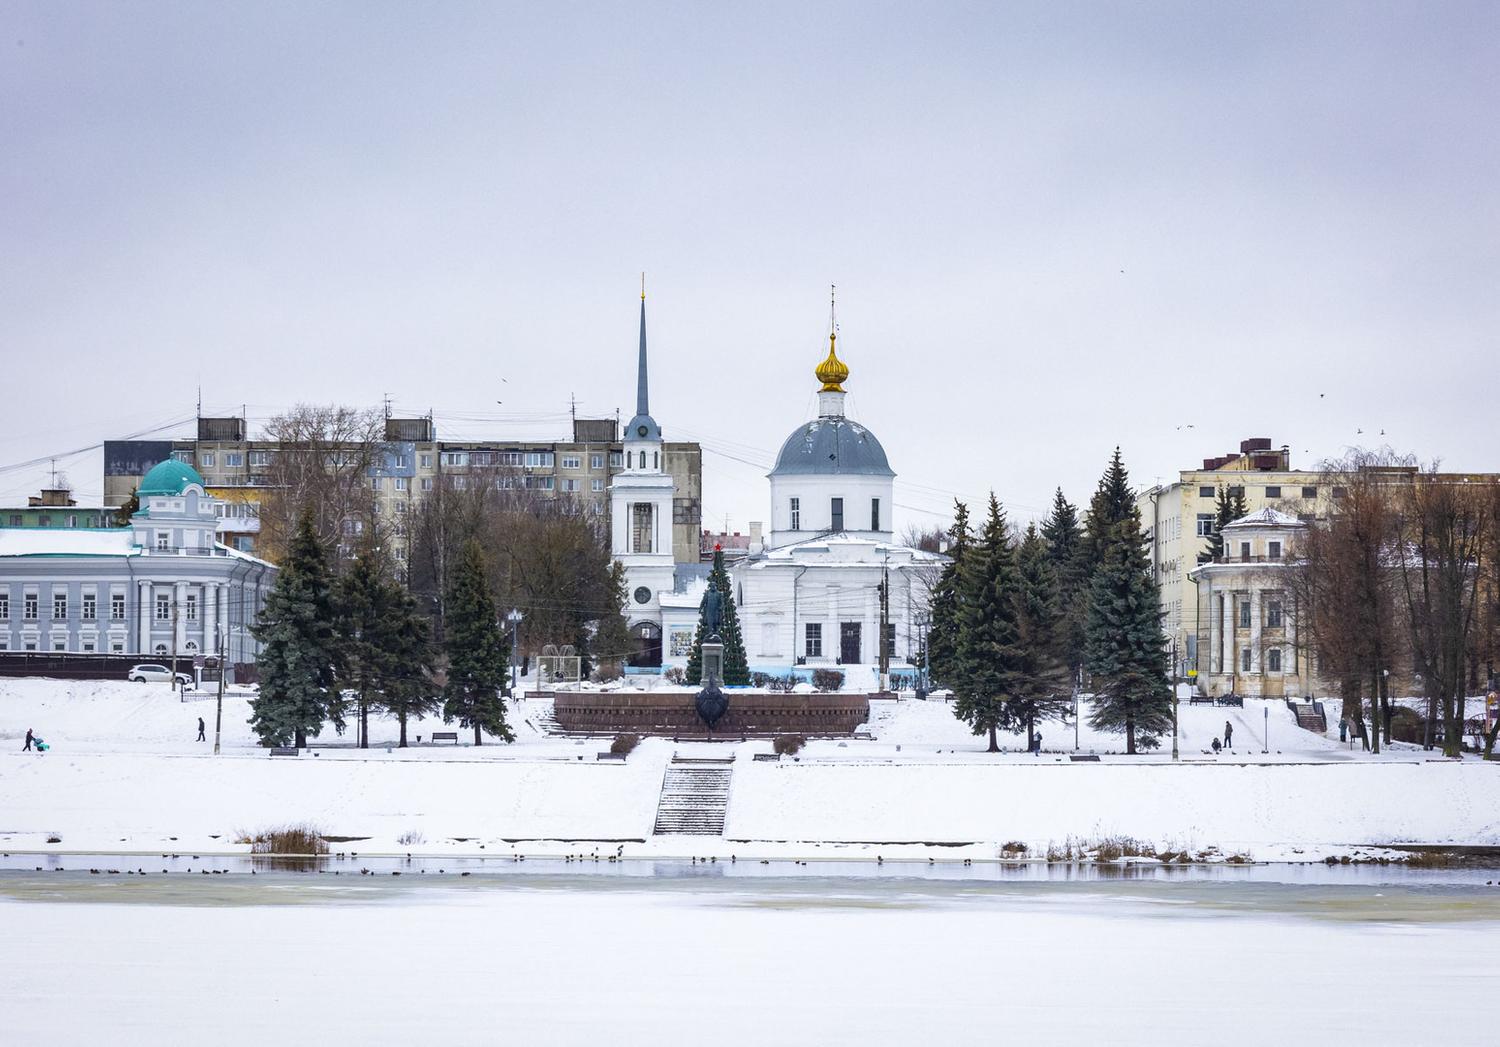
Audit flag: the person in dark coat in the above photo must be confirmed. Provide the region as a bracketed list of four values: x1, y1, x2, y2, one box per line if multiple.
[1211, 737, 1222, 754]
[1224, 721, 1233, 748]
[197, 717, 206, 742]
[23, 728, 34, 751]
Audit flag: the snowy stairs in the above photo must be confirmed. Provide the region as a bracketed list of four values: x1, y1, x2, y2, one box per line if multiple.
[1289, 703, 1327, 734]
[652, 759, 734, 836]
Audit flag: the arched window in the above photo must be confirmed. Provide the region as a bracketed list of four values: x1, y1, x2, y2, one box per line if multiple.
[154, 643, 168, 655]
[185, 640, 199, 653]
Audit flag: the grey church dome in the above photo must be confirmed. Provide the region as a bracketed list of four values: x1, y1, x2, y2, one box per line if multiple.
[769, 417, 895, 478]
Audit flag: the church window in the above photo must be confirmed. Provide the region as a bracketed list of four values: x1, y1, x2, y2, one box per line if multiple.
[1268, 648, 1282, 672]
[871, 498, 880, 531]
[830, 498, 843, 532]
[804, 623, 822, 658]
[1267, 600, 1283, 628]
[1238, 600, 1251, 629]
[790, 498, 800, 530]
[631, 504, 653, 554]
[1268, 540, 1282, 560]
[653, 452, 658, 470]
[1241, 647, 1251, 672]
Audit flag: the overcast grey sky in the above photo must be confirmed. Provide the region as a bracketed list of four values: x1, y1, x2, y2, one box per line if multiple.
[2, 1, 1496, 531]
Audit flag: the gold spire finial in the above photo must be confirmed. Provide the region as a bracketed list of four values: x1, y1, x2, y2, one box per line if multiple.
[641, 272, 645, 300]
[815, 284, 849, 392]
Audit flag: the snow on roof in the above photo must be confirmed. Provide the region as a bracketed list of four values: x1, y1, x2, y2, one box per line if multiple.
[0, 529, 140, 558]
[746, 533, 947, 569]
[1226, 507, 1303, 529]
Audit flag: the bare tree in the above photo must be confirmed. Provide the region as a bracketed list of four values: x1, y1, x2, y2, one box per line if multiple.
[1292, 450, 1408, 752]
[259, 405, 388, 565]
[1393, 464, 1491, 756]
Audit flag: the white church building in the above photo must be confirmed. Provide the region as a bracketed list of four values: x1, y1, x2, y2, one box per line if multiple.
[611, 293, 943, 687]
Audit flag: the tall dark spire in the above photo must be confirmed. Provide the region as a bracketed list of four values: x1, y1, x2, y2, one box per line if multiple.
[637, 276, 649, 418]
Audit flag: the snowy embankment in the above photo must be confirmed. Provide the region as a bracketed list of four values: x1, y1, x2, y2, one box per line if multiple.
[3, 678, 1498, 860]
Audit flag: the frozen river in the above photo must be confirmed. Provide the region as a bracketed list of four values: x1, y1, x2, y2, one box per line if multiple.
[2, 861, 1496, 1045]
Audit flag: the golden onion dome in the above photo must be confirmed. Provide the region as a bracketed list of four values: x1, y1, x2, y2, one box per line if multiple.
[815, 331, 849, 392]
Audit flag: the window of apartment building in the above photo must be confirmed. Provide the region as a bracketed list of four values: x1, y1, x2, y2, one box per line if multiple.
[24, 591, 38, 620]
[1267, 599, 1283, 628]
[525, 476, 554, 491]
[561, 478, 580, 493]
[0, 593, 8, 619]
[420, 453, 433, 469]
[38, 515, 50, 527]
[1241, 648, 1252, 672]
[1332, 486, 1347, 500]
[186, 593, 198, 622]
[497, 452, 522, 467]
[1195, 513, 1214, 538]
[1227, 486, 1244, 499]
[631, 503, 653, 554]
[830, 497, 844, 532]
[390, 454, 409, 469]
[370, 476, 383, 491]
[200, 452, 215, 468]
[172, 450, 193, 464]
[394, 477, 408, 491]
[342, 518, 364, 536]
[590, 454, 604, 470]
[871, 498, 880, 531]
[441, 452, 468, 467]
[1301, 486, 1317, 499]
[470, 452, 492, 467]
[609, 452, 623, 468]
[111, 593, 125, 620]
[155, 531, 170, 550]
[53, 592, 67, 620]
[7, 515, 19, 526]
[156, 594, 171, 620]
[67, 515, 77, 527]
[562, 456, 581, 470]
[1267, 648, 1282, 672]
[805, 623, 823, 658]
[421, 477, 433, 492]
[525, 452, 554, 468]
[249, 451, 270, 467]
[1197, 486, 1213, 498]
[790, 497, 800, 531]
[82, 593, 96, 620]
[1264, 486, 1281, 499]
[235, 537, 254, 552]
[1238, 600, 1251, 629]
[1268, 540, 1282, 560]
[225, 453, 243, 467]
[591, 479, 604, 493]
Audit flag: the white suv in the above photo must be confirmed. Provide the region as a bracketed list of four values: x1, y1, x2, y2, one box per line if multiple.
[128, 663, 193, 686]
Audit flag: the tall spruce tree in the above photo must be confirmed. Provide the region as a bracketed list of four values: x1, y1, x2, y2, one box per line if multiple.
[1040, 488, 1087, 671]
[686, 546, 750, 685]
[952, 494, 1024, 752]
[1081, 448, 1135, 576]
[380, 584, 438, 747]
[334, 539, 391, 749]
[926, 499, 972, 688]
[250, 511, 341, 748]
[442, 540, 514, 744]
[1084, 461, 1172, 753]
[1205, 484, 1250, 561]
[592, 561, 632, 677]
[1011, 523, 1075, 750]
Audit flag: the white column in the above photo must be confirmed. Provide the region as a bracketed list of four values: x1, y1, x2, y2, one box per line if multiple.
[1220, 591, 1233, 678]
[203, 582, 219, 658]
[138, 580, 152, 654]
[1285, 593, 1298, 682]
[174, 581, 188, 653]
[1248, 588, 1262, 674]
[218, 585, 229, 660]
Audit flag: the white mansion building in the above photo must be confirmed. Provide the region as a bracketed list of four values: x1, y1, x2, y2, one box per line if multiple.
[0, 459, 276, 666]
[613, 294, 942, 686]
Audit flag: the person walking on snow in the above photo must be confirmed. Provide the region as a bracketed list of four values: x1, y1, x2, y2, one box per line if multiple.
[197, 717, 206, 742]
[23, 728, 34, 751]
[1224, 721, 1233, 748]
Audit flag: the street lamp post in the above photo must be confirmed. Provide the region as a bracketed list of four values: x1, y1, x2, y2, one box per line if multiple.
[213, 624, 225, 755]
[505, 608, 524, 696]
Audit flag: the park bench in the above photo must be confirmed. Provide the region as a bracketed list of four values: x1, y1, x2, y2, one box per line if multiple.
[752, 752, 781, 762]
[1188, 696, 1215, 705]
[596, 752, 627, 761]
[269, 747, 299, 756]
[1068, 754, 1100, 762]
[1216, 696, 1244, 708]
[430, 732, 459, 745]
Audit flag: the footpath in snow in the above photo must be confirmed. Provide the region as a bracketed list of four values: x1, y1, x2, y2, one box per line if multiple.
[2, 677, 1497, 862]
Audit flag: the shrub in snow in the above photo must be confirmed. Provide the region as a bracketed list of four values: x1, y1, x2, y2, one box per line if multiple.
[397, 830, 425, 846]
[773, 734, 805, 757]
[240, 824, 328, 856]
[811, 669, 844, 692]
[663, 666, 686, 685]
[610, 733, 641, 756]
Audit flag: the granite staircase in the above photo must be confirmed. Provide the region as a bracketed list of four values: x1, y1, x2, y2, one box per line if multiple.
[652, 758, 734, 836]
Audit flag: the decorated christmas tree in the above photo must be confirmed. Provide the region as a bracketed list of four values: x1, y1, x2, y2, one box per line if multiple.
[685, 545, 750, 686]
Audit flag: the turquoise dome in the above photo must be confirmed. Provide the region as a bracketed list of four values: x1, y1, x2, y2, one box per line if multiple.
[138, 459, 206, 497]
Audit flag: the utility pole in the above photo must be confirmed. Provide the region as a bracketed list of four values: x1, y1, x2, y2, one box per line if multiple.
[214, 625, 225, 755]
[877, 561, 890, 691]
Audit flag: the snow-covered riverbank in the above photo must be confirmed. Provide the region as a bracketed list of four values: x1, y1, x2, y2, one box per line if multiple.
[3, 678, 1496, 862]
